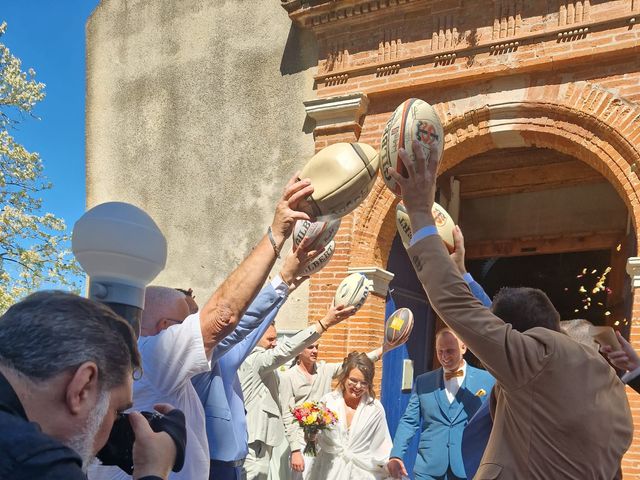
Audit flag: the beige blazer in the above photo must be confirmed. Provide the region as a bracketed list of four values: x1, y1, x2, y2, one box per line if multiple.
[407, 235, 633, 479]
[238, 325, 321, 447]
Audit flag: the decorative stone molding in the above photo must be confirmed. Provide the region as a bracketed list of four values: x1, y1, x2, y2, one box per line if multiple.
[304, 92, 369, 130]
[627, 257, 640, 289]
[347, 266, 395, 297]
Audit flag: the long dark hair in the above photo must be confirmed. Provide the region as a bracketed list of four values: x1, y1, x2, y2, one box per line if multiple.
[336, 351, 375, 402]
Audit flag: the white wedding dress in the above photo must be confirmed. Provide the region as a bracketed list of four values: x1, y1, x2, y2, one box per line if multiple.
[306, 390, 392, 480]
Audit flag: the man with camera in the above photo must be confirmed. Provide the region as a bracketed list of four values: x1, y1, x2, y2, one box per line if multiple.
[91, 175, 315, 480]
[0, 291, 180, 479]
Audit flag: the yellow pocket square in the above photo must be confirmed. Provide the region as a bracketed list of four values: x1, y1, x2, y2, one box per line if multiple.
[475, 388, 487, 397]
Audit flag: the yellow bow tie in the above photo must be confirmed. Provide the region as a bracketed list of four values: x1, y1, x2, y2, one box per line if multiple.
[444, 369, 464, 381]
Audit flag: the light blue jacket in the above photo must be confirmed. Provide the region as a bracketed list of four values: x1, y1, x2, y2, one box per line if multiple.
[192, 281, 286, 462]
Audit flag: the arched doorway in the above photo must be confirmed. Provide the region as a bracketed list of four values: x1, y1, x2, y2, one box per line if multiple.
[379, 144, 633, 477]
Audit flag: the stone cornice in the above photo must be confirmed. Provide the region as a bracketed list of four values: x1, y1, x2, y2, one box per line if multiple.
[312, 12, 638, 83]
[347, 266, 395, 297]
[303, 92, 369, 128]
[282, 0, 419, 28]
[627, 257, 640, 289]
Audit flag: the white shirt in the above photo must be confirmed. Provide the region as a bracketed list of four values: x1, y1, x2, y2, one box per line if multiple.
[89, 312, 211, 480]
[443, 361, 467, 403]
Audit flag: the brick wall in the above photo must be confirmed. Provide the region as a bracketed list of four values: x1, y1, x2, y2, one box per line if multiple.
[284, 0, 640, 474]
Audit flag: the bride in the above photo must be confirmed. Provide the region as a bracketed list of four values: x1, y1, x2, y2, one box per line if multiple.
[306, 352, 392, 480]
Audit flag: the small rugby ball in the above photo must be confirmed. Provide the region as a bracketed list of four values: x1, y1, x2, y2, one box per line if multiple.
[380, 98, 445, 196]
[299, 143, 379, 221]
[334, 273, 373, 312]
[384, 308, 415, 349]
[293, 219, 341, 251]
[300, 241, 335, 276]
[395, 201, 455, 252]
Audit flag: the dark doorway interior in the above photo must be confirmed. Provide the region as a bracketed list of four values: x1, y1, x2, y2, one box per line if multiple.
[466, 249, 613, 326]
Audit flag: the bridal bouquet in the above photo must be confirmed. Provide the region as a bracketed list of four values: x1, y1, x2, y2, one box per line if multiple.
[291, 401, 338, 456]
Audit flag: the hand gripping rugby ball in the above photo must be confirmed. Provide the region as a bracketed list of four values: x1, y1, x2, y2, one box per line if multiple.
[299, 143, 379, 221]
[384, 308, 415, 349]
[293, 219, 341, 251]
[380, 98, 445, 196]
[334, 273, 373, 312]
[300, 241, 335, 276]
[395, 201, 456, 252]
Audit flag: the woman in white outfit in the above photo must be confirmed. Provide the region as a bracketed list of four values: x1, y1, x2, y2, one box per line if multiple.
[278, 344, 382, 480]
[306, 352, 392, 480]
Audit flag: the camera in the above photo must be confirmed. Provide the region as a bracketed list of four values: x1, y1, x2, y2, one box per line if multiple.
[97, 410, 186, 474]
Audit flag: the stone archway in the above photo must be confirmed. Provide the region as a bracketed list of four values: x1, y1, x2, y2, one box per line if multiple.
[338, 82, 640, 475]
[351, 83, 640, 267]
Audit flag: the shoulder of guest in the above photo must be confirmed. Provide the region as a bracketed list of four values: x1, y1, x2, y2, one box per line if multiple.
[0, 412, 82, 475]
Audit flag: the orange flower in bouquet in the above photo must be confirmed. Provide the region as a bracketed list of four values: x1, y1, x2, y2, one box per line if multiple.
[291, 401, 338, 456]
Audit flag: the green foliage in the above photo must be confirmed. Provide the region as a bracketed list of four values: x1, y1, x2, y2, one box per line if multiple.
[0, 21, 81, 312]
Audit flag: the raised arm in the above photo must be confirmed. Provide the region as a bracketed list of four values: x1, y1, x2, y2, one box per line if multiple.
[254, 304, 356, 375]
[198, 174, 313, 355]
[450, 226, 492, 308]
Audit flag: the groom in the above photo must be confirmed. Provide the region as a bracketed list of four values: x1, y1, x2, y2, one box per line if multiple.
[388, 328, 494, 480]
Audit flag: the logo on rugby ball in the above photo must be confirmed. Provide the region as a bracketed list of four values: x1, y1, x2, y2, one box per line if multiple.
[416, 121, 439, 146]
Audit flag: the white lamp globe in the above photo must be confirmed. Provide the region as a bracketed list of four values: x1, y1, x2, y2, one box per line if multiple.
[72, 202, 167, 313]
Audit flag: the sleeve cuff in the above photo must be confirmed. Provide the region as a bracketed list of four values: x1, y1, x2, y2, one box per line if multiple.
[271, 274, 290, 298]
[622, 366, 640, 383]
[409, 225, 439, 247]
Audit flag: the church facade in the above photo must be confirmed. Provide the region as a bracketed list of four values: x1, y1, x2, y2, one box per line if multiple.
[87, 0, 640, 475]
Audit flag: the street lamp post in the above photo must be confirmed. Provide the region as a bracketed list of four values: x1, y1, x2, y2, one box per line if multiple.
[72, 202, 167, 336]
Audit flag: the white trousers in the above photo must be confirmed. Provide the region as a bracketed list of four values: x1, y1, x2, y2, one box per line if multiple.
[245, 441, 273, 480]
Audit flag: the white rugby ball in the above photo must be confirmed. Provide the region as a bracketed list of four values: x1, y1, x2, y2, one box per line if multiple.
[334, 273, 373, 312]
[293, 219, 341, 251]
[300, 241, 335, 276]
[380, 98, 445, 196]
[299, 143, 379, 221]
[395, 201, 455, 252]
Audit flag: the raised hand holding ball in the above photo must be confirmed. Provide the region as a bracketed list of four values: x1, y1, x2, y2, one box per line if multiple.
[298, 143, 379, 221]
[334, 272, 373, 313]
[380, 98, 444, 197]
[396, 201, 456, 252]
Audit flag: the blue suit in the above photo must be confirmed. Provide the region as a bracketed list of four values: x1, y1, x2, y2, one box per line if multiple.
[192, 281, 287, 478]
[461, 396, 492, 478]
[390, 365, 494, 479]
[390, 273, 494, 480]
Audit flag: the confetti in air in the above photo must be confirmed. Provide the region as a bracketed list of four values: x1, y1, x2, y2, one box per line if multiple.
[570, 265, 613, 318]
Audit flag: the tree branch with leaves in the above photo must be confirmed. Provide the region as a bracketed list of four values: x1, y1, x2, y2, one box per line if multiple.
[0, 21, 81, 312]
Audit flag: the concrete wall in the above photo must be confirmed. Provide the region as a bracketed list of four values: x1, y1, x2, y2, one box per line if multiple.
[86, 0, 318, 330]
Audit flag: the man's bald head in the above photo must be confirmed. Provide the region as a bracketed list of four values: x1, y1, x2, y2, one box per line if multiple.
[140, 286, 191, 337]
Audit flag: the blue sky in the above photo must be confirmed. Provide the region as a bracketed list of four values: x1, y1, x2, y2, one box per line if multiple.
[2, 0, 100, 233]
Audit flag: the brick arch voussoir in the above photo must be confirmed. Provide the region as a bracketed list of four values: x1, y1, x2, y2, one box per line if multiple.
[350, 98, 640, 271]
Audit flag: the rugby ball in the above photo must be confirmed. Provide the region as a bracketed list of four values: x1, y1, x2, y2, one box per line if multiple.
[384, 308, 415, 349]
[334, 273, 373, 312]
[380, 98, 445, 196]
[395, 201, 455, 252]
[299, 143, 379, 221]
[293, 219, 341, 251]
[300, 241, 335, 276]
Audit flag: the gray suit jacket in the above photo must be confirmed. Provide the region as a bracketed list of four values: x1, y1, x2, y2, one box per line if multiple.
[238, 325, 321, 447]
[407, 234, 633, 479]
